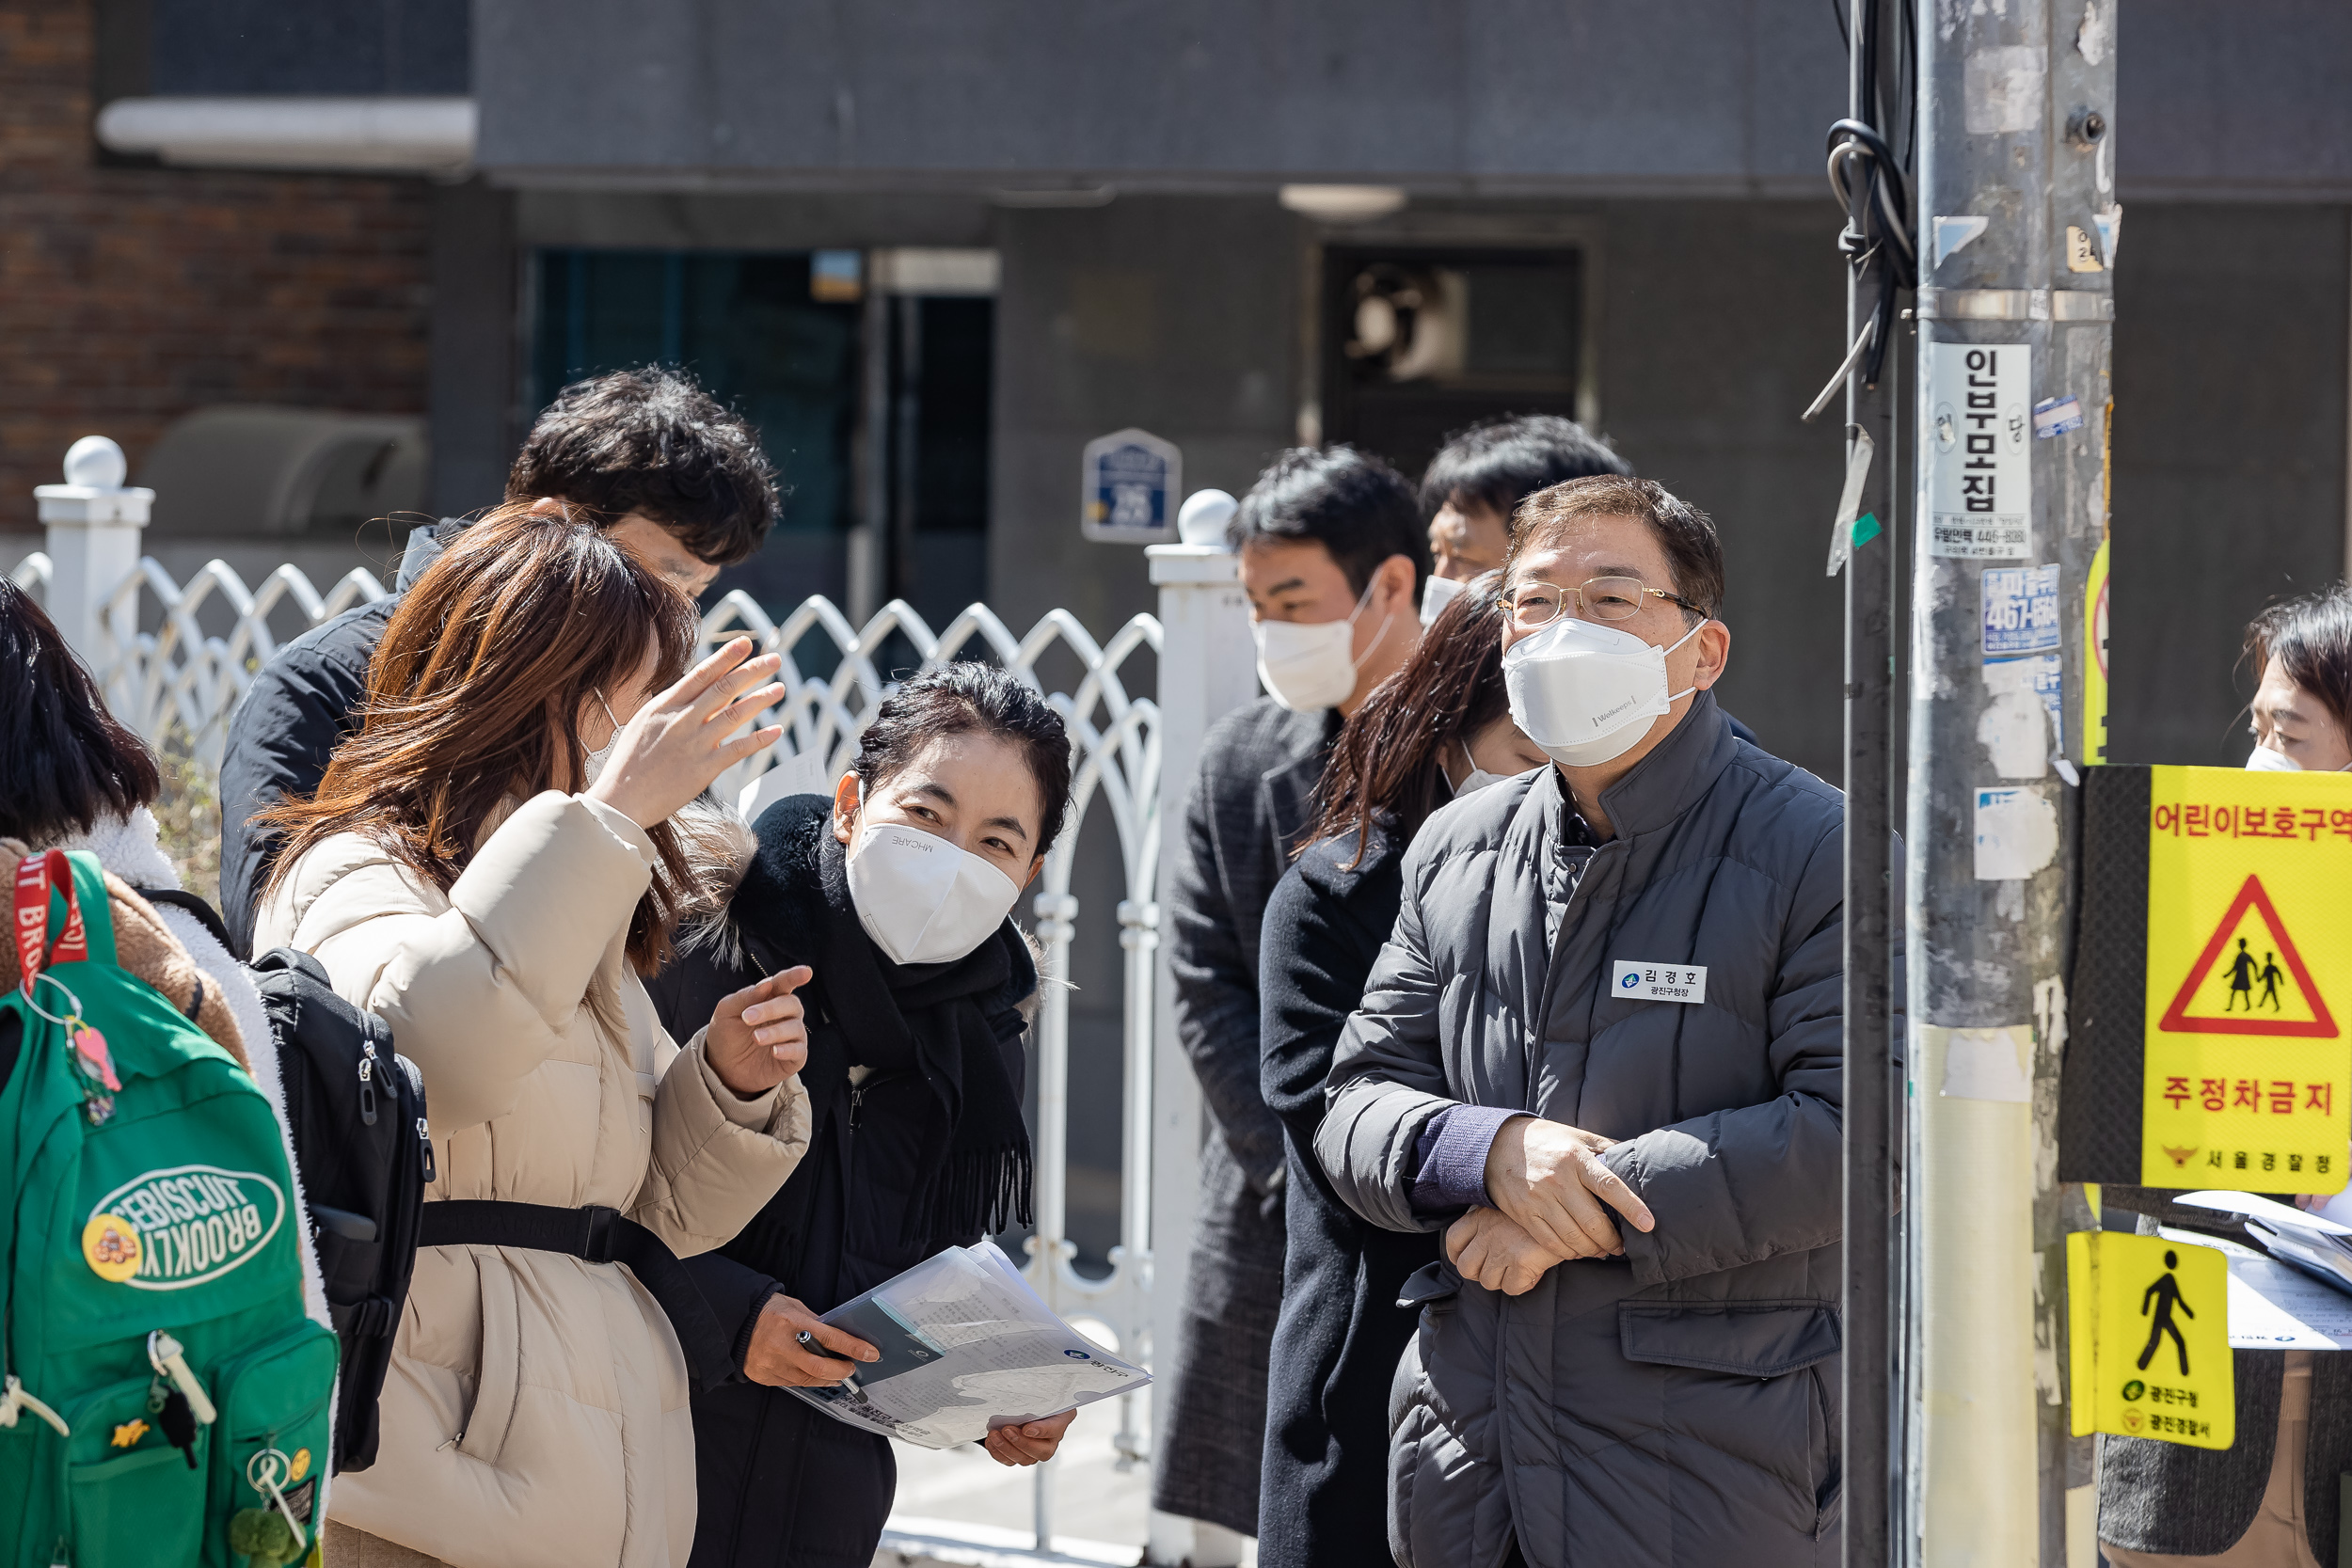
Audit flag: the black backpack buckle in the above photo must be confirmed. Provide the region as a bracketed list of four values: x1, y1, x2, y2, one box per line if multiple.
[578, 1205, 621, 1265]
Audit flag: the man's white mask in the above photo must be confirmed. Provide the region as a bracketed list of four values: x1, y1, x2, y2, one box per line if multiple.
[1502, 614, 1705, 769]
[1419, 572, 1467, 628]
[1253, 574, 1393, 713]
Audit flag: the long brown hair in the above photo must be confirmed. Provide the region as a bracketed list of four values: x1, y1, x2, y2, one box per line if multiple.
[1302, 573, 1513, 868]
[260, 502, 700, 974]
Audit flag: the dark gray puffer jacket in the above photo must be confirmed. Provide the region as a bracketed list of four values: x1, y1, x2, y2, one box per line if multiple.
[1317, 694, 1899, 1568]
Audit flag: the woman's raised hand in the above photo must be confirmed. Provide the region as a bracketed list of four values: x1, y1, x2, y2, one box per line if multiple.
[586, 637, 786, 829]
[706, 966, 813, 1098]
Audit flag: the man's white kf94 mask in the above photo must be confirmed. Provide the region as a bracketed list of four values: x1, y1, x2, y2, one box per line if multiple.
[1253, 575, 1394, 713]
[845, 807, 1023, 966]
[1502, 614, 1706, 769]
[1419, 572, 1467, 628]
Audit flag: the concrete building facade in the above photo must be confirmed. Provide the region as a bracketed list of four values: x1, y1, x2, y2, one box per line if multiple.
[12, 0, 2352, 1263]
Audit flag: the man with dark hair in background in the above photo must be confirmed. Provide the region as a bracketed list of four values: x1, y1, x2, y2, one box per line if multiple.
[1418, 415, 1760, 743]
[1154, 445, 1425, 1552]
[1420, 413, 1632, 589]
[217, 366, 780, 951]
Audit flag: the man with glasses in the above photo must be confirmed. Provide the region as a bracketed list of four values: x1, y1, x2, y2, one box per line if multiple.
[1316, 475, 1891, 1568]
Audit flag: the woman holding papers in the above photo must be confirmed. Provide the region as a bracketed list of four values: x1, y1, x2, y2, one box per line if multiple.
[2097, 585, 2352, 1568]
[1257, 575, 1548, 1568]
[650, 663, 1078, 1568]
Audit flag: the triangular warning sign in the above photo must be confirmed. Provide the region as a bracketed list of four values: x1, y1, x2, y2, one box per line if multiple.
[2158, 874, 2339, 1038]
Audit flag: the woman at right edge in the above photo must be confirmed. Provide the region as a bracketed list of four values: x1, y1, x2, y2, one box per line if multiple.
[651, 663, 1083, 1568]
[1255, 573, 1550, 1568]
[2098, 583, 2352, 1568]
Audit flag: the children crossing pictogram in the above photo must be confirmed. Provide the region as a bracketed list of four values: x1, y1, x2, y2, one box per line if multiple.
[2157, 875, 2338, 1039]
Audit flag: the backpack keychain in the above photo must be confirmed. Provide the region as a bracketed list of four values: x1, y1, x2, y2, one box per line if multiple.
[14, 847, 117, 1124]
[147, 1330, 215, 1468]
[20, 972, 117, 1126]
[229, 1447, 312, 1567]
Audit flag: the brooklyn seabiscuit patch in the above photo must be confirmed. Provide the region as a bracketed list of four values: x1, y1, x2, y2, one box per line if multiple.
[85, 1164, 286, 1290]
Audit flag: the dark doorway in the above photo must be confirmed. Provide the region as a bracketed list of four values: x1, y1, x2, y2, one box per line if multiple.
[882, 293, 994, 634]
[1319, 245, 1589, 480]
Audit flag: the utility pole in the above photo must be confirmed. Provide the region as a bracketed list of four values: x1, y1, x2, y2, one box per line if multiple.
[1824, 3, 1905, 1565]
[1909, 2, 2116, 1565]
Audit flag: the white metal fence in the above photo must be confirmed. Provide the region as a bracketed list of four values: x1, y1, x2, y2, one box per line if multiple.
[10, 437, 1261, 1561]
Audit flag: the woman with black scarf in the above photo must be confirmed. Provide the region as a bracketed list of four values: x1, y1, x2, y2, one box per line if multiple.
[651, 664, 1077, 1568]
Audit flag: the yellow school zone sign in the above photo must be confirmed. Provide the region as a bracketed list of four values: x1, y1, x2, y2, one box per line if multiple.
[2068, 1230, 2233, 1449]
[2140, 766, 2352, 1192]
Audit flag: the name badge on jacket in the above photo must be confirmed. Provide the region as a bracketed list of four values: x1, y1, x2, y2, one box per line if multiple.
[1613, 961, 1708, 1004]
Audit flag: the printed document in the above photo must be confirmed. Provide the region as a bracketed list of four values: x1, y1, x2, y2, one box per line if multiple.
[787, 1241, 1150, 1449]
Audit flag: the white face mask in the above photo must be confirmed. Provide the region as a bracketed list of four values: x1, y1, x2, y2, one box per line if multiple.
[581, 691, 622, 787]
[1420, 572, 1467, 628]
[2246, 743, 2351, 773]
[845, 800, 1025, 967]
[1448, 740, 1511, 798]
[1503, 613, 1706, 768]
[1252, 574, 1395, 713]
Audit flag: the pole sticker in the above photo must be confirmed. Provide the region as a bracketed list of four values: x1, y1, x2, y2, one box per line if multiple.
[1925, 341, 2032, 559]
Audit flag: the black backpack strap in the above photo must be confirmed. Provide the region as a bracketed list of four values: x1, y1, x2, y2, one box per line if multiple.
[134, 887, 238, 957]
[417, 1202, 733, 1395]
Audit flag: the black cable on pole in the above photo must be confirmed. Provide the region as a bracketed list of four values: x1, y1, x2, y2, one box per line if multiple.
[1835, 11, 1901, 1568]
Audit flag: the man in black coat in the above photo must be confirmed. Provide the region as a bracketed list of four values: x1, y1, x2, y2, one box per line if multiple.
[216, 367, 781, 952]
[1155, 446, 1426, 1541]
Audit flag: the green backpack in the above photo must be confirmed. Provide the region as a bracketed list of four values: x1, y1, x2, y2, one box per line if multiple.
[0, 850, 338, 1568]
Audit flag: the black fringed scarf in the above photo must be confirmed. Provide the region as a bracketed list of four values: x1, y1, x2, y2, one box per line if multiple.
[731, 798, 1037, 1243]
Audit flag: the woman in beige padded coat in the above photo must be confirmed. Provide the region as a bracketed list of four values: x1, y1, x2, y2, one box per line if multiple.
[253, 504, 814, 1568]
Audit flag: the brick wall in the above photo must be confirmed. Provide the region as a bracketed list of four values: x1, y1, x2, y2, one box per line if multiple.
[0, 0, 432, 531]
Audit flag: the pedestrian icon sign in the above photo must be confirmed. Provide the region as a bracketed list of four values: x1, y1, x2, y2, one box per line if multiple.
[2158, 875, 2336, 1037]
[2137, 1250, 2195, 1376]
[2137, 766, 2352, 1192]
[2068, 1230, 2233, 1449]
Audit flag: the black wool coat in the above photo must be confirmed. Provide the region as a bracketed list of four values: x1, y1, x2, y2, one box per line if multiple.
[1257, 824, 1440, 1568]
[647, 796, 1037, 1568]
[1157, 696, 1337, 1536]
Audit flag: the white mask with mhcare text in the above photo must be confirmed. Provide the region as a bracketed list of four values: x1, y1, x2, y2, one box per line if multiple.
[1503, 614, 1706, 768]
[846, 816, 1023, 966]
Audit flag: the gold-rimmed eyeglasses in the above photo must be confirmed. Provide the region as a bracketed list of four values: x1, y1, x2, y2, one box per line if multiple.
[1502, 576, 1707, 629]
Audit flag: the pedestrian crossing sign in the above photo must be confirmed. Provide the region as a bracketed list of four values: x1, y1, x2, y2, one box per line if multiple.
[2139, 765, 2352, 1191]
[2067, 1229, 2233, 1449]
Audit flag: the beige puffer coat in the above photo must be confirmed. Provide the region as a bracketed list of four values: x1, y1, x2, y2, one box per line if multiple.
[253, 791, 811, 1568]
